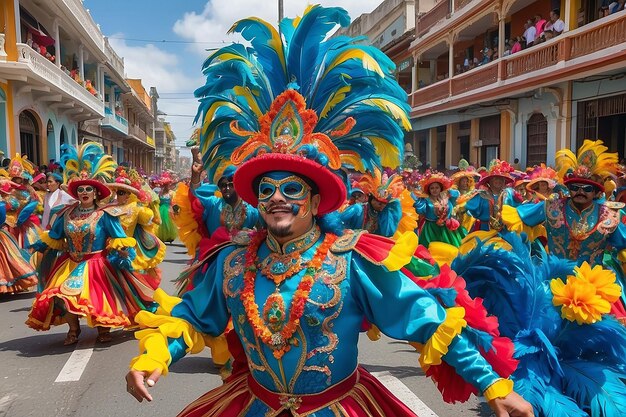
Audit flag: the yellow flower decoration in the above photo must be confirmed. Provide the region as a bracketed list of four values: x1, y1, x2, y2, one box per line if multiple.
[575, 262, 621, 303]
[550, 262, 621, 325]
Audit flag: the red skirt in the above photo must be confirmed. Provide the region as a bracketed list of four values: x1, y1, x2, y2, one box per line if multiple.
[177, 366, 418, 417]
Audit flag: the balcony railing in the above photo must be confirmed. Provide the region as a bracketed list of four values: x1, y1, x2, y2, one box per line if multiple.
[417, 0, 450, 37]
[16, 44, 103, 115]
[452, 60, 498, 95]
[411, 12, 626, 113]
[104, 39, 125, 79]
[129, 125, 148, 143]
[454, 0, 473, 10]
[59, 0, 104, 53]
[102, 107, 128, 135]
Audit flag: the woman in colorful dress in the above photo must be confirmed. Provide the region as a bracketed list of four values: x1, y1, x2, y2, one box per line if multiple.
[414, 170, 465, 248]
[155, 172, 177, 243]
[1, 154, 42, 251]
[450, 159, 478, 233]
[0, 197, 38, 294]
[26, 143, 159, 345]
[108, 167, 165, 278]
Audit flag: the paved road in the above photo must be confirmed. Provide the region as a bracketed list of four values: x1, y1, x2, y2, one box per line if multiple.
[0, 243, 493, 417]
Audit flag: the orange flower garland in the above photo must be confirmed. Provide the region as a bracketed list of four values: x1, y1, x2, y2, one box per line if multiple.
[241, 230, 337, 359]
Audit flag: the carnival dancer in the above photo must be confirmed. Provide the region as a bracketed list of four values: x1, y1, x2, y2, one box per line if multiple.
[502, 140, 626, 319]
[155, 172, 177, 243]
[414, 170, 465, 248]
[26, 143, 160, 345]
[450, 159, 478, 232]
[108, 167, 166, 276]
[465, 159, 518, 233]
[0, 198, 38, 294]
[0, 154, 42, 251]
[41, 172, 74, 229]
[525, 164, 559, 202]
[125, 7, 533, 416]
[340, 168, 417, 239]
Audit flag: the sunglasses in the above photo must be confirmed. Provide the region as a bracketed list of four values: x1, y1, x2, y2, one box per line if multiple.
[116, 190, 130, 196]
[567, 184, 595, 193]
[76, 186, 94, 194]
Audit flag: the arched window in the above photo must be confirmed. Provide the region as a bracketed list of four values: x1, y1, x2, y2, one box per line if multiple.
[19, 110, 40, 165]
[526, 113, 547, 167]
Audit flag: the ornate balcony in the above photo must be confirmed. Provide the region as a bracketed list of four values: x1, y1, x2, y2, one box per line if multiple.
[56, 0, 105, 54]
[102, 107, 128, 135]
[411, 11, 626, 118]
[0, 44, 104, 117]
[417, 1, 450, 37]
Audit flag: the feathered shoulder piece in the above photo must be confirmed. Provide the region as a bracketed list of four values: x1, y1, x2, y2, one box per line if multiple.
[61, 142, 116, 183]
[357, 168, 405, 202]
[556, 140, 618, 189]
[194, 4, 411, 182]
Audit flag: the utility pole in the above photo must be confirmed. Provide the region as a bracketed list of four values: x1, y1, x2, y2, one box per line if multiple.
[278, 0, 283, 22]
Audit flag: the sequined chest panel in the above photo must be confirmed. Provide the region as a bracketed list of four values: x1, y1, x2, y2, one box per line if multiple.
[222, 245, 348, 394]
[545, 199, 619, 263]
[64, 210, 104, 255]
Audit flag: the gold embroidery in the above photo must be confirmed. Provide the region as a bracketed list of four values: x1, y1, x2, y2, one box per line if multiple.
[223, 248, 247, 298]
[331, 230, 366, 253]
[64, 209, 104, 256]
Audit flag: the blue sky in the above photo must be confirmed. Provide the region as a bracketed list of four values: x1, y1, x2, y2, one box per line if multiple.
[84, 1, 383, 157]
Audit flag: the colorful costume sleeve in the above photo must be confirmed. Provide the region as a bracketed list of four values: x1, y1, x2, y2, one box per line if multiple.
[130, 248, 233, 375]
[339, 203, 364, 229]
[608, 211, 626, 252]
[0, 202, 5, 225]
[36, 211, 67, 251]
[350, 255, 512, 400]
[17, 200, 38, 226]
[448, 189, 460, 205]
[465, 192, 487, 221]
[414, 197, 428, 216]
[377, 198, 401, 237]
[501, 201, 546, 241]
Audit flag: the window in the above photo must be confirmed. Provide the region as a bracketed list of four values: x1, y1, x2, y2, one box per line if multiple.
[526, 113, 548, 166]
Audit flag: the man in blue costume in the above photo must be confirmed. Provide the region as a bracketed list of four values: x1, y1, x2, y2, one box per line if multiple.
[503, 139, 626, 319]
[124, 6, 533, 417]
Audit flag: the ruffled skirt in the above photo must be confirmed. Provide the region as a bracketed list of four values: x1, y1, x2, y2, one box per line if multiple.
[26, 251, 159, 330]
[177, 367, 418, 417]
[157, 202, 178, 243]
[0, 229, 37, 294]
[418, 220, 466, 248]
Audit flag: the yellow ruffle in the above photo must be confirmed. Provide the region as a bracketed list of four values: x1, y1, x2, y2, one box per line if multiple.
[203, 333, 231, 366]
[132, 236, 166, 271]
[108, 236, 137, 250]
[153, 288, 182, 315]
[427, 241, 459, 267]
[501, 205, 543, 242]
[483, 378, 514, 401]
[393, 189, 418, 240]
[172, 183, 202, 256]
[131, 310, 207, 375]
[382, 231, 418, 271]
[40, 231, 66, 250]
[418, 306, 467, 370]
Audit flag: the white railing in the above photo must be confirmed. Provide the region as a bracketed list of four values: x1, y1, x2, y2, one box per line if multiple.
[59, 0, 104, 53]
[104, 38, 125, 79]
[17, 44, 104, 115]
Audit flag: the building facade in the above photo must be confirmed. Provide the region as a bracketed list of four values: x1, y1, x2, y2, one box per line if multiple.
[407, 0, 626, 169]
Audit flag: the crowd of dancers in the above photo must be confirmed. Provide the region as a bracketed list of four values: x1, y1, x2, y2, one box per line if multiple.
[3, 5, 626, 417]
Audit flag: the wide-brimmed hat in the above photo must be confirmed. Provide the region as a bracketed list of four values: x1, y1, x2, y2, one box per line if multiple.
[195, 6, 411, 217]
[419, 170, 452, 196]
[556, 139, 618, 193]
[61, 142, 116, 200]
[526, 164, 558, 192]
[477, 159, 515, 187]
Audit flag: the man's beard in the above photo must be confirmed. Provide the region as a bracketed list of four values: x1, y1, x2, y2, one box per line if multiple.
[223, 193, 238, 205]
[267, 224, 292, 238]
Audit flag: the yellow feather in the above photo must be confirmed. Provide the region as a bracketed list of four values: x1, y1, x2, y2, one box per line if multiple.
[324, 50, 384, 78]
[340, 152, 365, 172]
[370, 136, 401, 168]
[232, 86, 262, 118]
[320, 85, 351, 118]
[362, 99, 411, 130]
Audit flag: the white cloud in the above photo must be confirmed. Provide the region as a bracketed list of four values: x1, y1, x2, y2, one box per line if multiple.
[173, 0, 384, 56]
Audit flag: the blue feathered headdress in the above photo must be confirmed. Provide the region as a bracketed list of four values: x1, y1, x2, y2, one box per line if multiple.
[194, 5, 411, 214]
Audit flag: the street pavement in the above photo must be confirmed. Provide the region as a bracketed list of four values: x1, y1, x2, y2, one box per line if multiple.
[0, 243, 493, 417]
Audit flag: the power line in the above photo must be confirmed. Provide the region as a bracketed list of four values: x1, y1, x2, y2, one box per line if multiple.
[108, 36, 229, 45]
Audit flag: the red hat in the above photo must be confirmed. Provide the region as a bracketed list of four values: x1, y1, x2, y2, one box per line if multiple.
[231, 90, 348, 215]
[419, 170, 452, 196]
[68, 179, 111, 200]
[477, 159, 515, 187]
[61, 142, 116, 200]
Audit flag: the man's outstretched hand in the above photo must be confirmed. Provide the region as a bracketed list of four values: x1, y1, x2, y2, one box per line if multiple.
[489, 391, 534, 417]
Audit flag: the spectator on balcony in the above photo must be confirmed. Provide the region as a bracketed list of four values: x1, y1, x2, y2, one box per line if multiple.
[511, 37, 523, 54]
[599, 5, 611, 18]
[545, 9, 565, 35]
[492, 46, 499, 60]
[523, 20, 537, 47]
[535, 14, 547, 36]
[609, 0, 625, 13]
